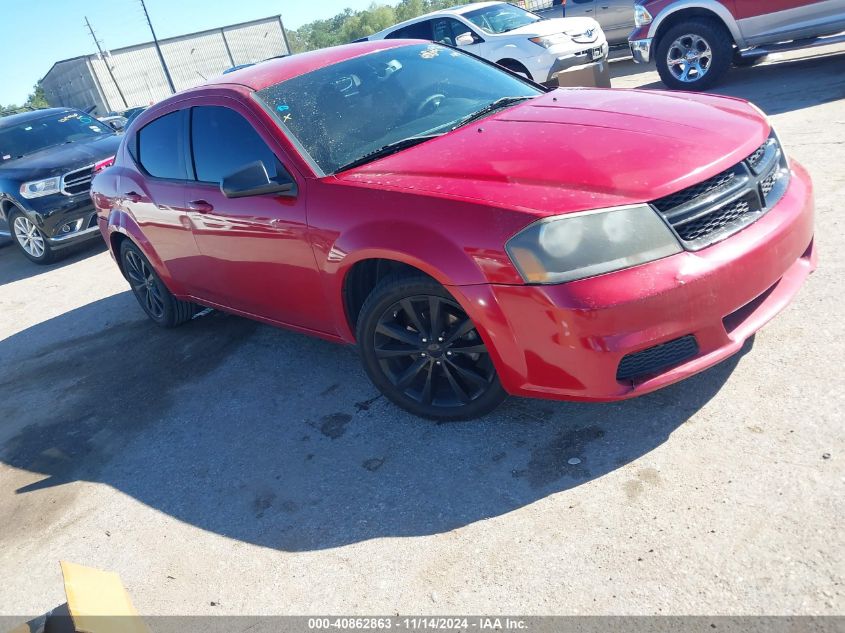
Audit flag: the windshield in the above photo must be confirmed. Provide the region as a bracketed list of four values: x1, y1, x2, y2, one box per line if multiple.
[463, 4, 541, 34]
[256, 44, 541, 174]
[0, 111, 113, 162]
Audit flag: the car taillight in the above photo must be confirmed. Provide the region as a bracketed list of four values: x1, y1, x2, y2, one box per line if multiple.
[94, 156, 115, 173]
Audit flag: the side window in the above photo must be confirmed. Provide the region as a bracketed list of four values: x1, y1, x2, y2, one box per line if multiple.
[432, 18, 476, 45]
[385, 20, 433, 40]
[190, 106, 282, 184]
[137, 111, 185, 180]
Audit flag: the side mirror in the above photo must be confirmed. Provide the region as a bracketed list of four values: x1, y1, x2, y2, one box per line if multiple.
[220, 160, 297, 199]
[455, 32, 475, 46]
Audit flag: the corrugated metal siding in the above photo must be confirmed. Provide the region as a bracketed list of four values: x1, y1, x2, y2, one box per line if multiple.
[223, 20, 288, 65]
[511, 0, 554, 10]
[42, 16, 288, 114]
[41, 58, 106, 114]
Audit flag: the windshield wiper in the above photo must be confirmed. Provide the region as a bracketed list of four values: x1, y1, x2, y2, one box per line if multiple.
[451, 96, 535, 130]
[336, 133, 444, 172]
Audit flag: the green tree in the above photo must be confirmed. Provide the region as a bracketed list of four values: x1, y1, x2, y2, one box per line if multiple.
[288, 0, 474, 53]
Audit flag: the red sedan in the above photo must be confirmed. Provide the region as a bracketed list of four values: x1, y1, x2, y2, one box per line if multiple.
[91, 40, 816, 420]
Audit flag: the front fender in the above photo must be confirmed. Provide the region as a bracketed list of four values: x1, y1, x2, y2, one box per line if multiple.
[321, 220, 489, 341]
[647, 0, 744, 47]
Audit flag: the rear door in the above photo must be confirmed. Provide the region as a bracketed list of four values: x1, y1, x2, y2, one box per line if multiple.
[184, 101, 332, 333]
[565, 0, 597, 20]
[594, 0, 636, 44]
[123, 108, 205, 293]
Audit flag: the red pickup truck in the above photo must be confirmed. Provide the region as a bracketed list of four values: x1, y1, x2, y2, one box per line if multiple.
[629, 0, 845, 89]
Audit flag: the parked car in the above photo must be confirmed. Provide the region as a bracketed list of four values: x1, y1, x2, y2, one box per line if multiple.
[91, 41, 816, 420]
[630, 0, 845, 89]
[0, 108, 120, 263]
[98, 114, 128, 132]
[365, 1, 609, 86]
[123, 107, 148, 128]
[557, 0, 635, 46]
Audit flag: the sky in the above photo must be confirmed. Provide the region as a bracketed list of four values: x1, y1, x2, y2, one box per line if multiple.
[0, 0, 387, 105]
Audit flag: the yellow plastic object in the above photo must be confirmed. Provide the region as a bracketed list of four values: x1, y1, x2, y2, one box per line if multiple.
[59, 562, 149, 633]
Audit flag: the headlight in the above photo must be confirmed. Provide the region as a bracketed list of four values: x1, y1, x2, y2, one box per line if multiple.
[506, 205, 682, 284]
[530, 33, 570, 49]
[634, 5, 653, 27]
[19, 176, 61, 199]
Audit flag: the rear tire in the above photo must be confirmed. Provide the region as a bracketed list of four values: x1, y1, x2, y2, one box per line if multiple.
[10, 211, 55, 264]
[356, 274, 507, 421]
[656, 18, 733, 90]
[120, 240, 198, 328]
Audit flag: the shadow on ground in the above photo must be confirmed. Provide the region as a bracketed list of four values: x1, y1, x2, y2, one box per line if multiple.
[0, 294, 750, 552]
[611, 47, 845, 114]
[0, 239, 107, 287]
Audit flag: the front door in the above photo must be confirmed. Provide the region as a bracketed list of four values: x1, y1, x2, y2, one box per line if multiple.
[735, 0, 836, 44]
[185, 103, 333, 334]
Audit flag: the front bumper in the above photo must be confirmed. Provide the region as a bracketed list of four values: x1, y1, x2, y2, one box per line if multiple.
[453, 160, 816, 402]
[630, 38, 652, 63]
[20, 193, 101, 249]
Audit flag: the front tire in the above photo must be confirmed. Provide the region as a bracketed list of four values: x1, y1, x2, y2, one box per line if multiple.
[120, 240, 198, 328]
[10, 211, 54, 264]
[357, 274, 507, 421]
[656, 18, 733, 90]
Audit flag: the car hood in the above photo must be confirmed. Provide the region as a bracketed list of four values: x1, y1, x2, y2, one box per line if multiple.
[0, 135, 121, 183]
[338, 89, 770, 217]
[505, 16, 600, 38]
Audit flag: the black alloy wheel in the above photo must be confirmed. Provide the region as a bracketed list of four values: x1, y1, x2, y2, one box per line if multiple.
[357, 275, 507, 420]
[120, 240, 198, 328]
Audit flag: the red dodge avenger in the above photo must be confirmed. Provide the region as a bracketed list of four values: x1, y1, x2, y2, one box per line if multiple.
[91, 40, 816, 420]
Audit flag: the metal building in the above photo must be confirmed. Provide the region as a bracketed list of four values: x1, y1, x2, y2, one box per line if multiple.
[40, 16, 290, 115]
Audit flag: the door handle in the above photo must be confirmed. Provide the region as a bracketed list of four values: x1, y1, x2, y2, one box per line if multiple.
[187, 199, 214, 213]
[124, 191, 142, 203]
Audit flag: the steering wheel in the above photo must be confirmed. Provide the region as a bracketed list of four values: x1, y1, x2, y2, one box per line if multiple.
[416, 93, 446, 117]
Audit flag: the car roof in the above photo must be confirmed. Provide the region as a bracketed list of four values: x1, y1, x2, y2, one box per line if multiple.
[202, 40, 419, 92]
[369, 1, 503, 36]
[0, 108, 77, 128]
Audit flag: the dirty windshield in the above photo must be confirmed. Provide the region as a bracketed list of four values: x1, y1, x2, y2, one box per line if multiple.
[255, 43, 541, 174]
[0, 111, 113, 162]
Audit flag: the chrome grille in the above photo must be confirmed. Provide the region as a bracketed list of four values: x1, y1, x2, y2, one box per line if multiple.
[61, 164, 95, 196]
[651, 134, 789, 250]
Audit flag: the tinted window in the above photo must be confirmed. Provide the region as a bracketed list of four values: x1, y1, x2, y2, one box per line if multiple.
[385, 21, 433, 40]
[432, 18, 472, 46]
[190, 106, 281, 183]
[137, 111, 185, 179]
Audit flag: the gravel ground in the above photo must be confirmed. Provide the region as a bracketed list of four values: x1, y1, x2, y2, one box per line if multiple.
[0, 44, 843, 617]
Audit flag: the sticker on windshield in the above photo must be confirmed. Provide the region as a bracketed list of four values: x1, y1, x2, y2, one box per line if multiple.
[89, 125, 102, 132]
[24, 126, 32, 131]
[58, 113, 80, 123]
[2, 155, 10, 161]
[420, 45, 440, 59]
[79, 116, 92, 124]
[276, 103, 290, 113]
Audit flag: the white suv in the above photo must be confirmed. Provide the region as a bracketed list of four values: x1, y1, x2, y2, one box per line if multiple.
[366, 1, 609, 86]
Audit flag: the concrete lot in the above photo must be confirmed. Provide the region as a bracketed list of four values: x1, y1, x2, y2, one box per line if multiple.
[0, 45, 843, 616]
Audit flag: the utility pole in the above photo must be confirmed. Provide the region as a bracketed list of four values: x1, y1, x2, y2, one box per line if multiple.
[85, 16, 128, 110]
[138, 0, 176, 94]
